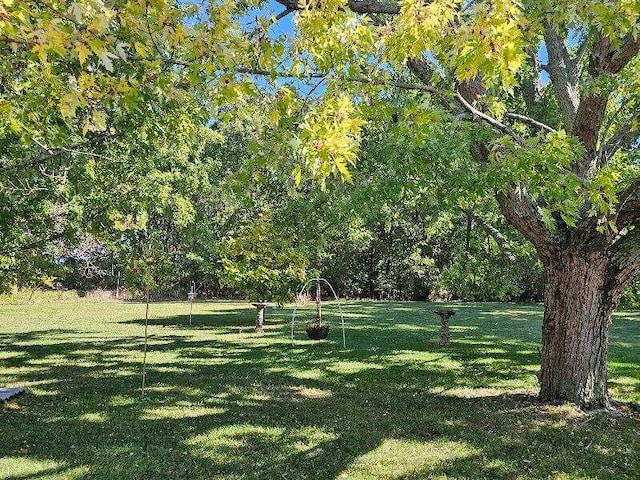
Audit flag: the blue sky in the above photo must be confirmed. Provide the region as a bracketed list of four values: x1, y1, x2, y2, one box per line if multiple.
[240, 0, 295, 38]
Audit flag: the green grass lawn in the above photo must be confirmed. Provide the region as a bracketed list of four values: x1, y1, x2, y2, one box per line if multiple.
[1, 300, 638, 479]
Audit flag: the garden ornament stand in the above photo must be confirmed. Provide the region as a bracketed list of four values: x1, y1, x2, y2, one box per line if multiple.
[291, 278, 346, 348]
[187, 281, 197, 325]
[434, 310, 456, 347]
[252, 302, 270, 333]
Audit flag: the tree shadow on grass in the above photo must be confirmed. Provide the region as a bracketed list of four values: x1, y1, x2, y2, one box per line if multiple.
[121, 306, 294, 333]
[1, 309, 639, 479]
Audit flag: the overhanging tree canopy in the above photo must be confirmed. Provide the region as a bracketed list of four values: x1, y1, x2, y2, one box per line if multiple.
[2, 0, 639, 409]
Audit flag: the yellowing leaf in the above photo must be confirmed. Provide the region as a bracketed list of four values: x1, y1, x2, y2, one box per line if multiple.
[75, 42, 90, 65]
[85, 158, 96, 178]
[59, 92, 81, 118]
[134, 42, 148, 57]
[172, 25, 186, 45]
[88, 38, 105, 55]
[31, 44, 47, 63]
[292, 164, 302, 187]
[88, 15, 108, 33]
[91, 109, 107, 131]
[335, 158, 353, 183]
[270, 109, 280, 126]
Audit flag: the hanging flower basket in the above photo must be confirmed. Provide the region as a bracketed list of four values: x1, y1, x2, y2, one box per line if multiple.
[290, 278, 346, 348]
[306, 281, 330, 340]
[306, 323, 330, 340]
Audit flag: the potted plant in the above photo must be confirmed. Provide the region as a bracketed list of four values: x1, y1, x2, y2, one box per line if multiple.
[306, 282, 329, 340]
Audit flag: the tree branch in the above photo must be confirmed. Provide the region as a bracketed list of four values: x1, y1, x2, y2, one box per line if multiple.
[0, 35, 35, 47]
[0, 231, 68, 256]
[496, 186, 556, 263]
[543, 21, 579, 129]
[275, 8, 293, 21]
[571, 32, 640, 177]
[615, 178, 640, 231]
[572, 31, 592, 79]
[521, 52, 543, 114]
[505, 112, 557, 134]
[463, 124, 555, 261]
[0, 203, 112, 256]
[406, 58, 526, 140]
[467, 211, 517, 262]
[275, 0, 400, 15]
[604, 33, 640, 74]
[598, 110, 640, 166]
[0, 134, 115, 172]
[455, 90, 524, 144]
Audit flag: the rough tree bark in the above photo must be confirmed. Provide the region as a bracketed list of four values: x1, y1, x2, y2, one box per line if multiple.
[537, 225, 640, 408]
[539, 251, 614, 408]
[495, 178, 640, 409]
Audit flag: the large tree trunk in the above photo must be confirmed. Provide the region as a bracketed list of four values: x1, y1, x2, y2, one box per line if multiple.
[538, 250, 620, 409]
[495, 186, 640, 410]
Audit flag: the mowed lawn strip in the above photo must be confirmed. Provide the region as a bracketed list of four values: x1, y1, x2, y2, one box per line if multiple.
[0, 300, 638, 479]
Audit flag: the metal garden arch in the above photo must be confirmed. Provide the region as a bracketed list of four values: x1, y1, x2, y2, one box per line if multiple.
[290, 278, 346, 348]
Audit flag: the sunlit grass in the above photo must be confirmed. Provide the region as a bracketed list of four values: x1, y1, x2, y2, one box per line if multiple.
[0, 300, 638, 479]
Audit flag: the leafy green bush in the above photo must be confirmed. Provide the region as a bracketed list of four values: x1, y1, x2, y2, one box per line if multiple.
[218, 210, 308, 303]
[620, 279, 640, 310]
[439, 257, 523, 302]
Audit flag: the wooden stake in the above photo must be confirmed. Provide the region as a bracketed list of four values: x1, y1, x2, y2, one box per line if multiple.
[141, 286, 150, 396]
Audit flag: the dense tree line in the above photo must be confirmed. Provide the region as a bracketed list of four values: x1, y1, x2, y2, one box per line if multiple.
[14, 124, 637, 309]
